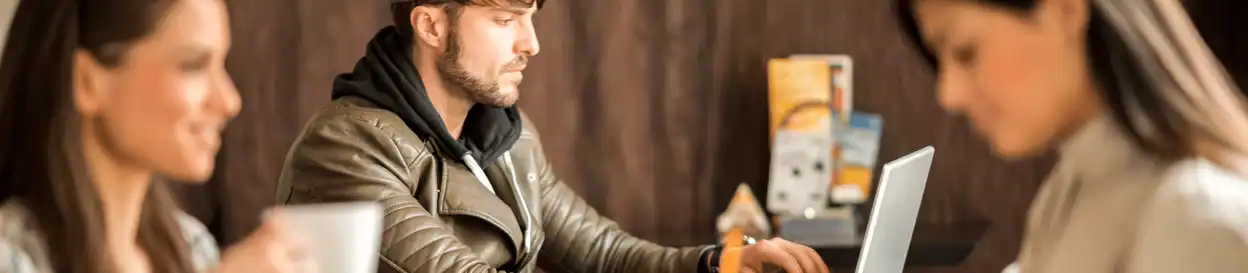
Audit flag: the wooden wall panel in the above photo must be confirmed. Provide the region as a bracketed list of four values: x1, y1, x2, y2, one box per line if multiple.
[210, 0, 303, 245]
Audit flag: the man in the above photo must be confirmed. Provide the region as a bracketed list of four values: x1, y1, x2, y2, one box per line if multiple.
[276, 0, 829, 272]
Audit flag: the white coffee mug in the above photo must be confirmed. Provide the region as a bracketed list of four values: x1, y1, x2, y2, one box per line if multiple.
[267, 202, 383, 273]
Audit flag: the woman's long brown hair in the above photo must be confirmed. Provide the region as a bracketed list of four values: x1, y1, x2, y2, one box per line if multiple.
[0, 1, 196, 273]
[897, 0, 1248, 171]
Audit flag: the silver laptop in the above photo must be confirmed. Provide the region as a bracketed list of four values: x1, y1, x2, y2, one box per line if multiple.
[856, 146, 935, 273]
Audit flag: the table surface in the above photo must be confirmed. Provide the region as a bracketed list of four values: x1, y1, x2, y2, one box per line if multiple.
[812, 220, 989, 267]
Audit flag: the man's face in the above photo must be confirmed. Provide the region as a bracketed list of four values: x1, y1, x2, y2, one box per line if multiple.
[438, 3, 540, 108]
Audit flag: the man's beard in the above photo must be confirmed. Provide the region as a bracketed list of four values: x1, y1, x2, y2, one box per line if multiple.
[436, 27, 525, 108]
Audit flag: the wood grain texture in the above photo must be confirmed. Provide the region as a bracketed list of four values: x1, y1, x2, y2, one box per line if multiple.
[182, 1, 1068, 272]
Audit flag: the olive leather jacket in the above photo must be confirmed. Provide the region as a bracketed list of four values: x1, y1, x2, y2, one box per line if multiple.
[276, 97, 711, 273]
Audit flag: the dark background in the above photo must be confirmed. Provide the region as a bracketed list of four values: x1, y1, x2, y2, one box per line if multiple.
[172, 0, 1243, 272]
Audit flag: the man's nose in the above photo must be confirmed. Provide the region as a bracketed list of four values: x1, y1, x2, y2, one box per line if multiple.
[515, 24, 540, 56]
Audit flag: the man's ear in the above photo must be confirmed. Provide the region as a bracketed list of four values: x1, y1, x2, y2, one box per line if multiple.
[72, 49, 109, 116]
[410, 6, 450, 49]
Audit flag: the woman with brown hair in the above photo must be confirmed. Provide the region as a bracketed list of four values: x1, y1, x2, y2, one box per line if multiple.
[896, 0, 1248, 272]
[0, 0, 306, 272]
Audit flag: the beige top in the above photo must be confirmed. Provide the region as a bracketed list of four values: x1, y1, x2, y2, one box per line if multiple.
[1016, 116, 1248, 273]
[0, 199, 220, 273]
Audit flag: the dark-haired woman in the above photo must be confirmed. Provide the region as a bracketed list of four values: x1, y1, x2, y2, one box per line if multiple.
[0, 1, 306, 273]
[897, 0, 1248, 272]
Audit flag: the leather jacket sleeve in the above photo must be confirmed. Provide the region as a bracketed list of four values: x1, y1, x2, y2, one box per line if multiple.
[279, 113, 509, 273]
[521, 129, 714, 273]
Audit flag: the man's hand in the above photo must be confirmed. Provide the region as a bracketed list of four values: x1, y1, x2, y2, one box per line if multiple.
[739, 238, 829, 273]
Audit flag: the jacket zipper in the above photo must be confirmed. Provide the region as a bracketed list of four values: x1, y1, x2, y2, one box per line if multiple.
[502, 152, 535, 267]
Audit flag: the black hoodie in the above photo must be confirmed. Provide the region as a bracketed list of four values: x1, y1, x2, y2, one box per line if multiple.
[330, 26, 523, 169]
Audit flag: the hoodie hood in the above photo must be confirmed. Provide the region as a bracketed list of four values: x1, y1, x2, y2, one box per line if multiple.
[330, 26, 523, 167]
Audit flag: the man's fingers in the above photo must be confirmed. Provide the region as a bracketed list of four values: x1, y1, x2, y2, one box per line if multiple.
[753, 240, 804, 273]
[772, 239, 820, 273]
[805, 244, 829, 273]
[806, 245, 829, 273]
[777, 238, 830, 273]
[799, 241, 829, 273]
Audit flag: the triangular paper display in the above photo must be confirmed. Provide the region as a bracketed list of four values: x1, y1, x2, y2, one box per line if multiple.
[716, 183, 773, 238]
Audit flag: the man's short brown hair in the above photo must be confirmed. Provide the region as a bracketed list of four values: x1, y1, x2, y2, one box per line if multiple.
[390, 0, 546, 38]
